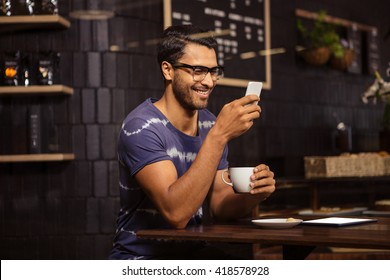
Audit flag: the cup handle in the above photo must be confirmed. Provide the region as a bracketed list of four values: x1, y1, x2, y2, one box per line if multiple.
[221, 170, 233, 187]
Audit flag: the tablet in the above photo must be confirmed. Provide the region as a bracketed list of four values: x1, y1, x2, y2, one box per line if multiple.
[301, 217, 377, 227]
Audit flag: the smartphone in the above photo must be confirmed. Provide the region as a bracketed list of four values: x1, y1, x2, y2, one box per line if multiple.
[245, 81, 262, 105]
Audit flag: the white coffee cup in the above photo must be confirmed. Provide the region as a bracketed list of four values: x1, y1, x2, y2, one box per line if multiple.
[221, 167, 254, 193]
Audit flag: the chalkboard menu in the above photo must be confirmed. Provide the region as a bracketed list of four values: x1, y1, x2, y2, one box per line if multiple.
[347, 25, 362, 74]
[164, 0, 271, 89]
[366, 28, 380, 75]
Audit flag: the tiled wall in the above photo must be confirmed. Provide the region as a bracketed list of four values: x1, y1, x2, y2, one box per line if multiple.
[0, 0, 389, 259]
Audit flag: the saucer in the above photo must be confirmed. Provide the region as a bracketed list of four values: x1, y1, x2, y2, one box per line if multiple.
[251, 218, 302, 229]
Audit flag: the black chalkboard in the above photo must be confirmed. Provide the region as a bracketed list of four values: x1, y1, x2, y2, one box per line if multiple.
[366, 28, 380, 75]
[164, 0, 271, 89]
[347, 26, 362, 74]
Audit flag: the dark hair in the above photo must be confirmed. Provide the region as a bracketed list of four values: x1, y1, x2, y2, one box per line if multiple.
[157, 25, 218, 66]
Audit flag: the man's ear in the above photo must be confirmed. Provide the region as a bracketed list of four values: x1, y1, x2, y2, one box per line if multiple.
[161, 61, 173, 81]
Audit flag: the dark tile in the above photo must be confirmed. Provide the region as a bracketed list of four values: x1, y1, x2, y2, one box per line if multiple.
[38, 32, 53, 50]
[0, 33, 14, 51]
[94, 161, 108, 197]
[148, 0, 163, 23]
[61, 20, 80, 51]
[97, 88, 111, 124]
[11, 99, 28, 154]
[82, 88, 96, 124]
[112, 89, 126, 123]
[37, 237, 54, 259]
[86, 198, 99, 234]
[102, 52, 117, 88]
[116, 53, 129, 88]
[87, 52, 101, 87]
[109, 17, 126, 51]
[69, 89, 82, 124]
[93, 20, 109, 51]
[56, 125, 71, 153]
[68, 198, 86, 234]
[128, 54, 143, 88]
[50, 29, 65, 51]
[14, 237, 39, 259]
[99, 197, 118, 234]
[58, 236, 78, 259]
[86, 125, 100, 160]
[75, 161, 93, 197]
[72, 0, 86, 11]
[0, 99, 12, 154]
[0, 196, 4, 237]
[72, 125, 86, 160]
[108, 160, 119, 196]
[48, 96, 68, 124]
[140, 20, 161, 55]
[73, 52, 87, 88]
[100, 125, 116, 160]
[86, 0, 100, 10]
[24, 32, 39, 52]
[58, 0, 71, 14]
[115, 0, 142, 17]
[44, 198, 61, 235]
[79, 20, 92, 51]
[59, 51, 73, 86]
[94, 234, 113, 260]
[76, 235, 96, 259]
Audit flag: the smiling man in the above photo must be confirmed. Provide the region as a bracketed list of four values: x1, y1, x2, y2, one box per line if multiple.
[109, 25, 276, 260]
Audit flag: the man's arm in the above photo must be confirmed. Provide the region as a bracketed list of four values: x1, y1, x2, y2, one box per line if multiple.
[209, 165, 276, 221]
[134, 132, 225, 229]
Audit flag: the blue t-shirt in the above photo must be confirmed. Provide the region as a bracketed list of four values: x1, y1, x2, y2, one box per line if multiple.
[110, 98, 229, 259]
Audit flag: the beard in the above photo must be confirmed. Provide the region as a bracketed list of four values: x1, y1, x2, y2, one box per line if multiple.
[171, 75, 211, 111]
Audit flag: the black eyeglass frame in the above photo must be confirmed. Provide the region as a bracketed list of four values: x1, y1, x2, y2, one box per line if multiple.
[170, 62, 224, 82]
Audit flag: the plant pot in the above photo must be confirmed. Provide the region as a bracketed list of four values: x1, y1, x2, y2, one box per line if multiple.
[330, 49, 354, 71]
[299, 47, 331, 66]
[379, 130, 390, 152]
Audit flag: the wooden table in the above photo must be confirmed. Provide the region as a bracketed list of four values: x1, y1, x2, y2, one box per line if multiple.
[137, 216, 390, 259]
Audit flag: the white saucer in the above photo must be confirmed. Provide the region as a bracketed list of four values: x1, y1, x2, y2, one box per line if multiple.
[251, 218, 303, 229]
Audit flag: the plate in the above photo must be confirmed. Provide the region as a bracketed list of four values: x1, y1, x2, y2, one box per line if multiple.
[362, 210, 390, 217]
[298, 207, 367, 216]
[251, 218, 303, 229]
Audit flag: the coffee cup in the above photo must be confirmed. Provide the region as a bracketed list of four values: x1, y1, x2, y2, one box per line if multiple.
[221, 167, 254, 193]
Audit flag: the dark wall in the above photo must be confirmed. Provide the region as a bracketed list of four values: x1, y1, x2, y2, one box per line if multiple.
[0, 0, 389, 259]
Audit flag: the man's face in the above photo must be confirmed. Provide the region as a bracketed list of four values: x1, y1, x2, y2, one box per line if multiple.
[171, 43, 219, 110]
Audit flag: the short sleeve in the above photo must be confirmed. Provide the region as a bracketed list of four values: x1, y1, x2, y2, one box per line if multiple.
[118, 117, 172, 176]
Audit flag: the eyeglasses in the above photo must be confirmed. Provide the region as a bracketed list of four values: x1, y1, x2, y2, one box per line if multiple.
[171, 62, 224, 82]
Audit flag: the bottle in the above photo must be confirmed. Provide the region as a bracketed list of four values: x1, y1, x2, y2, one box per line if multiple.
[3, 51, 21, 86]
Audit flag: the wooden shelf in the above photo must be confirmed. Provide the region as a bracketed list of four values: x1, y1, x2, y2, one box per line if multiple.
[0, 153, 75, 163]
[295, 9, 376, 33]
[0, 85, 74, 96]
[0, 15, 71, 33]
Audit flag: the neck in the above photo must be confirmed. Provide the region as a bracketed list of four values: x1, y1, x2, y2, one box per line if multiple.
[154, 92, 199, 136]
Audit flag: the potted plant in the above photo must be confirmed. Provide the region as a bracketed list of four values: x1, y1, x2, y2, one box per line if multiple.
[330, 39, 355, 71]
[297, 10, 351, 67]
[362, 71, 390, 151]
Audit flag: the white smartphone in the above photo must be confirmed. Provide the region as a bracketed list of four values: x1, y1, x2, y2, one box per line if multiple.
[245, 81, 262, 105]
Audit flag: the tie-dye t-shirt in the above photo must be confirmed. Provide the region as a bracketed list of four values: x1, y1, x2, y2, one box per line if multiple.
[109, 98, 229, 259]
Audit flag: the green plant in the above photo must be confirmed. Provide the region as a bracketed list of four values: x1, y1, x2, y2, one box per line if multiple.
[297, 10, 345, 58]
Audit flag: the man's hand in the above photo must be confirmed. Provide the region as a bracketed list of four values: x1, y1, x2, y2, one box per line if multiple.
[249, 164, 276, 198]
[211, 95, 261, 143]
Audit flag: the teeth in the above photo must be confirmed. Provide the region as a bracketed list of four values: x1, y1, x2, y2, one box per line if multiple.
[195, 89, 208, 95]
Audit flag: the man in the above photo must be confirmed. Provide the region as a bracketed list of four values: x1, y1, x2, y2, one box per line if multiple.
[110, 25, 275, 260]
